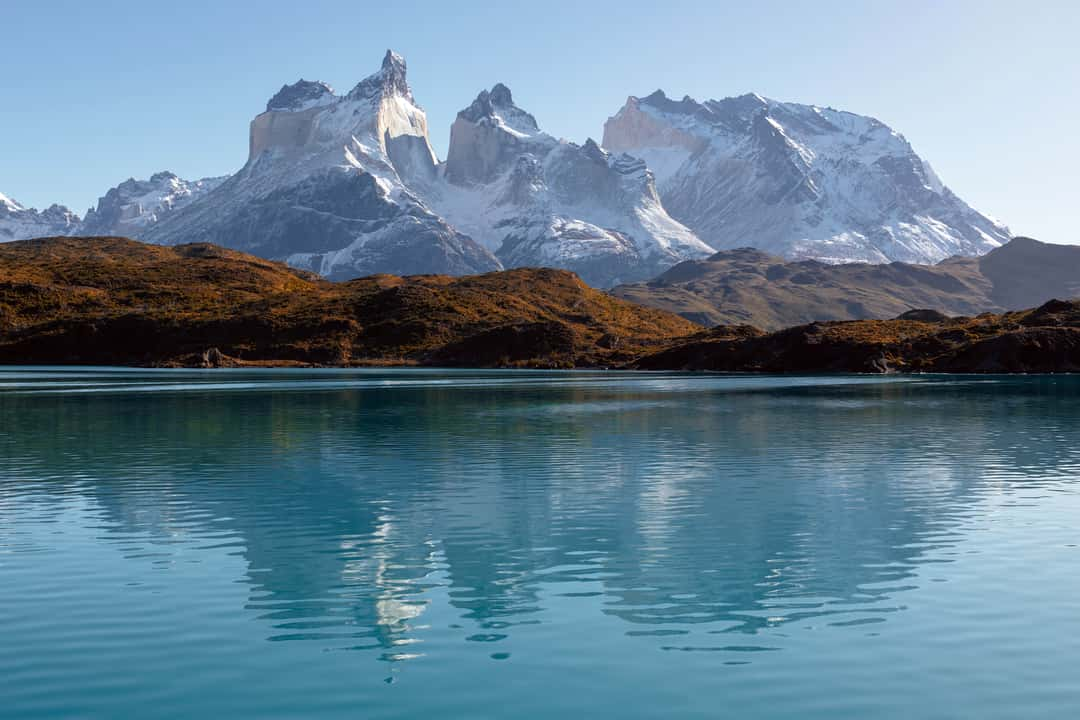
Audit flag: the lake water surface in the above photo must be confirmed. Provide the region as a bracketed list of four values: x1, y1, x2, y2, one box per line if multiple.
[2, 369, 1079, 718]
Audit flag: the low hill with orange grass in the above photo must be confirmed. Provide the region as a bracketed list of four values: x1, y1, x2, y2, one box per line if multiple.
[0, 237, 700, 367]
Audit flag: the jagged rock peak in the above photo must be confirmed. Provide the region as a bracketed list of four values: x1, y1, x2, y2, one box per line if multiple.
[349, 49, 411, 101]
[40, 204, 80, 222]
[639, 89, 707, 115]
[489, 82, 514, 106]
[266, 79, 335, 113]
[581, 138, 608, 162]
[459, 83, 539, 132]
[610, 152, 649, 177]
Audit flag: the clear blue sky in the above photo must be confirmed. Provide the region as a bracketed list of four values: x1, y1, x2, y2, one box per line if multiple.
[1, 0, 1076, 243]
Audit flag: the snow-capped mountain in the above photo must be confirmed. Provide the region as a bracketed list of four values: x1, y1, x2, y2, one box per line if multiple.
[81, 172, 226, 237]
[602, 91, 1010, 264]
[4, 55, 1015, 282]
[142, 51, 501, 279]
[0, 192, 80, 242]
[142, 57, 709, 285]
[427, 85, 713, 286]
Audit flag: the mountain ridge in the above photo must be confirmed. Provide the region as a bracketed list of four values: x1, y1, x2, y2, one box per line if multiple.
[612, 237, 1080, 330]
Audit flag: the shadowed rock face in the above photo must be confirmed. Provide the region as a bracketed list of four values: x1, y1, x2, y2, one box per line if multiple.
[612, 237, 1080, 331]
[978, 236, 1080, 309]
[150, 171, 495, 280]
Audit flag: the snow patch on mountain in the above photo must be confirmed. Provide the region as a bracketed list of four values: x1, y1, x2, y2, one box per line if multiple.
[0, 192, 21, 213]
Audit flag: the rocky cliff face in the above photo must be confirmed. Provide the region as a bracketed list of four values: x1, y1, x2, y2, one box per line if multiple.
[429, 85, 713, 287]
[443, 84, 548, 186]
[141, 51, 501, 279]
[603, 91, 1010, 264]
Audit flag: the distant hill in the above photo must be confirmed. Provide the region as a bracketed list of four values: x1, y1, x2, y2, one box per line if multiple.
[612, 237, 1080, 330]
[636, 299, 1080, 374]
[0, 237, 698, 367]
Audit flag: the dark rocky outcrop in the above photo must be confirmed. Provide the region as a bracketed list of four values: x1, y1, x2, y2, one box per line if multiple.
[896, 309, 951, 322]
[432, 321, 577, 367]
[265, 80, 334, 112]
[637, 298, 1080, 374]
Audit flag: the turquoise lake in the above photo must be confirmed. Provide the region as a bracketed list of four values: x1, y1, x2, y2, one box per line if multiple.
[2, 368, 1079, 718]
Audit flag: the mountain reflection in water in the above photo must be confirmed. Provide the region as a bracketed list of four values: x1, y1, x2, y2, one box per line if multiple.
[2, 370, 1079, 719]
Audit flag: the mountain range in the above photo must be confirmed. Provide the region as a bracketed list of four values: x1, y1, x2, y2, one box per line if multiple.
[0, 50, 1015, 286]
[0, 192, 80, 242]
[613, 237, 1080, 330]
